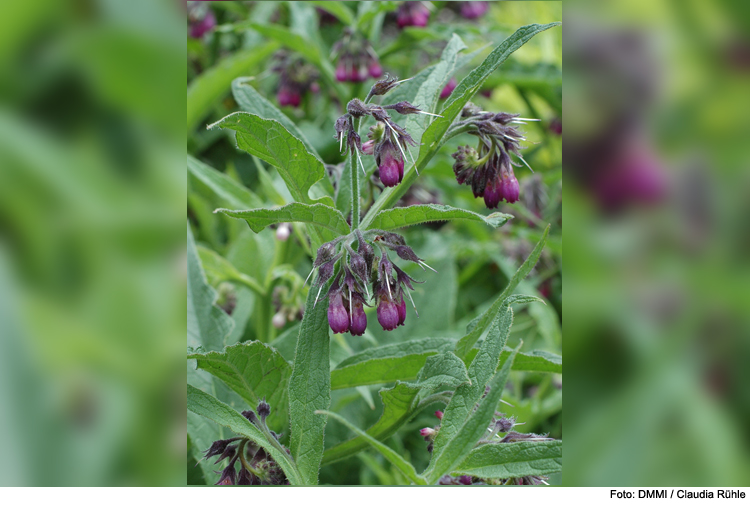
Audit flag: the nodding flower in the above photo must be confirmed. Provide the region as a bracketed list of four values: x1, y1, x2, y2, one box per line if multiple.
[397, 1, 430, 28]
[333, 29, 383, 83]
[327, 285, 350, 334]
[460, 2, 490, 20]
[450, 103, 535, 208]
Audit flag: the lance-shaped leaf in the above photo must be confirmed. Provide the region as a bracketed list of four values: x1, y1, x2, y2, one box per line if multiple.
[322, 352, 469, 465]
[288, 286, 332, 485]
[331, 338, 455, 390]
[424, 345, 521, 484]
[216, 202, 350, 237]
[365, 204, 512, 231]
[187, 384, 303, 485]
[208, 113, 325, 205]
[319, 411, 427, 485]
[433, 295, 539, 459]
[188, 342, 292, 432]
[360, 23, 560, 226]
[188, 155, 262, 210]
[231, 79, 321, 160]
[187, 223, 233, 353]
[454, 225, 549, 359]
[196, 246, 265, 296]
[454, 441, 562, 479]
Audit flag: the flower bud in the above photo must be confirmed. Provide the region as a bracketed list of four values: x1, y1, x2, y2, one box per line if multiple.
[435, 410, 443, 420]
[362, 139, 375, 155]
[483, 175, 502, 209]
[458, 475, 473, 485]
[376, 140, 404, 187]
[257, 398, 271, 423]
[440, 77, 457, 99]
[368, 60, 383, 78]
[397, 295, 407, 326]
[369, 75, 400, 97]
[377, 293, 400, 331]
[241, 410, 259, 426]
[314, 241, 337, 267]
[328, 291, 350, 334]
[276, 223, 291, 241]
[272, 311, 286, 329]
[349, 292, 368, 336]
[419, 427, 436, 439]
[216, 463, 237, 485]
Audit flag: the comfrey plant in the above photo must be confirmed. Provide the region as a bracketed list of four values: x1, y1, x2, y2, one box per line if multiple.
[188, 20, 561, 486]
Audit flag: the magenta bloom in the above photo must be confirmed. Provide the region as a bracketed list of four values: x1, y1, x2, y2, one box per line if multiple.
[420, 427, 435, 438]
[377, 294, 400, 331]
[483, 175, 502, 209]
[377, 140, 404, 187]
[397, 2, 430, 28]
[189, 9, 216, 39]
[500, 170, 520, 204]
[460, 2, 489, 20]
[328, 291, 350, 334]
[396, 296, 406, 327]
[335, 62, 347, 82]
[349, 293, 368, 336]
[277, 87, 300, 107]
[368, 61, 383, 79]
[440, 77, 457, 99]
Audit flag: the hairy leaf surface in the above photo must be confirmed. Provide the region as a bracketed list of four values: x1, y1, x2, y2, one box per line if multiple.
[366, 204, 512, 231]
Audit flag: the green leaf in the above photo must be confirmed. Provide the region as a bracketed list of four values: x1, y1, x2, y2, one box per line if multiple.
[288, 286, 332, 485]
[308, 1, 355, 25]
[420, 23, 561, 161]
[454, 225, 549, 359]
[356, 1, 398, 32]
[424, 345, 521, 484]
[404, 34, 467, 148]
[331, 337, 455, 390]
[360, 23, 560, 226]
[433, 295, 539, 458]
[188, 342, 292, 432]
[216, 202, 350, 237]
[209, 113, 324, 205]
[188, 154, 262, 210]
[187, 223, 233, 353]
[500, 349, 562, 374]
[230, 78, 321, 160]
[196, 246, 265, 296]
[187, 43, 279, 134]
[319, 411, 427, 485]
[365, 204, 512, 231]
[454, 441, 563, 479]
[187, 384, 303, 485]
[322, 352, 469, 465]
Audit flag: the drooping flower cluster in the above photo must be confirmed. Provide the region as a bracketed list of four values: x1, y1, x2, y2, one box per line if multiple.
[335, 77, 437, 188]
[333, 28, 383, 82]
[450, 103, 537, 208]
[271, 52, 320, 107]
[203, 399, 289, 485]
[421, 408, 554, 485]
[307, 229, 435, 336]
[397, 1, 431, 28]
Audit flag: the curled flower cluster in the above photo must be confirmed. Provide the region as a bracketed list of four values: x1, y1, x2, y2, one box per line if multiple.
[333, 29, 382, 82]
[450, 103, 536, 208]
[421, 409, 554, 485]
[271, 52, 320, 107]
[335, 77, 437, 188]
[397, 1, 431, 28]
[204, 399, 289, 486]
[307, 229, 435, 335]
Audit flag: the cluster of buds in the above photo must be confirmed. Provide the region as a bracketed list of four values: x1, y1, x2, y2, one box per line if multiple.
[421, 409, 554, 485]
[203, 399, 289, 485]
[397, 1, 431, 28]
[306, 229, 435, 336]
[187, 2, 216, 39]
[335, 76, 440, 187]
[332, 28, 383, 82]
[450, 103, 537, 208]
[271, 52, 320, 107]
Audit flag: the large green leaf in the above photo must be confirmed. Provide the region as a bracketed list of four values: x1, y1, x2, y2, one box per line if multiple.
[230, 78, 321, 160]
[454, 441, 563, 479]
[188, 342, 292, 432]
[331, 337, 455, 390]
[360, 23, 560, 226]
[404, 34, 466, 148]
[187, 154, 262, 210]
[319, 411, 427, 485]
[454, 225, 549, 359]
[196, 246, 265, 297]
[187, 223, 233, 353]
[433, 296, 539, 459]
[187, 43, 279, 134]
[322, 352, 469, 465]
[216, 202, 350, 237]
[288, 286, 332, 485]
[365, 204, 512, 231]
[209, 112, 324, 205]
[424, 345, 521, 484]
[308, 1, 355, 25]
[187, 384, 303, 485]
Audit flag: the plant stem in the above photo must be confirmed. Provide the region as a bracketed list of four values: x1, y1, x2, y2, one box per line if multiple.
[350, 151, 360, 229]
